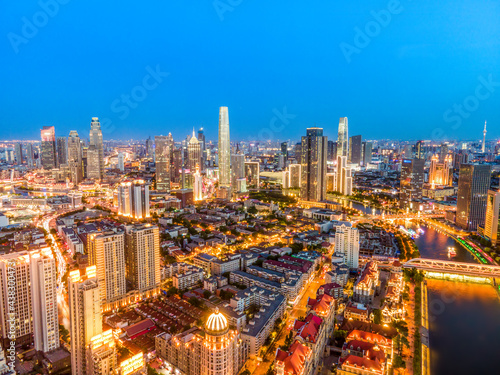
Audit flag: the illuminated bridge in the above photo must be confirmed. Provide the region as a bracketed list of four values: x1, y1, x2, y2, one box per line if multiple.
[403, 258, 500, 279]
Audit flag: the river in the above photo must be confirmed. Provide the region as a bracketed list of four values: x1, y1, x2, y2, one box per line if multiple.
[336, 199, 500, 374]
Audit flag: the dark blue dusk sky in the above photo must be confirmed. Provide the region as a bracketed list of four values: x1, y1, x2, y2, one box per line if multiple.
[1, 0, 499, 142]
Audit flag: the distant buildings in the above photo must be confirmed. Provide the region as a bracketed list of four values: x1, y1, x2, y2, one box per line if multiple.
[300, 128, 328, 202]
[456, 163, 491, 231]
[68, 130, 83, 184]
[117, 180, 150, 219]
[335, 223, 359, 269]
[362, 141, 372, 166]
[399, 158, 425, 211]
[219, 106, 231, 188]
[87, 117, 104, 180]
[56, 136, 68, 166]
[41, 125, 57, 169]
[481, 189, 500, 246]
[348, 135, 362, 164]
[155, 134, 172, 192]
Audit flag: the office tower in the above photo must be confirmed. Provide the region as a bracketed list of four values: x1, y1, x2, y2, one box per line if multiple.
[0, 251, 33, 347]
[231, 154, 245, 191]
[456, 163, 491, 231]
[429, 154, 453, 187]
[281, 142, 288, 163]
[155, 135, 171, 191]
[117, 152, 124, 172]
[288, 164, 302, 188]
[337, 117, 348, 157]
[194, 167, 203, 201]
[14, 143, 23, 165]
[348, 135, 362, 164]
[69, 266, 102, 375]
[218, 106, 231, 187]
[145, 136, 154, 158]
[300, 128, 328, 202]
[399, 158, 425, 211]
[188, 131, 202, 172]
[415, 140, 424, 159]
[87, 330, 117, 374]
[453, 149, 469, 171]
[482, 121, 487, 153]
[403, 144, 413, 159]
[56, 136, 68, 166]
[326, 172, 335, 191]
[327, 140, 337, 162]
[26, 143, 35, 168]
[88, 232, 126, 307]
[82, 146, 88, 178]
[125, 224, 160, 296]
[244, 161, 260, 188]
[198, 127, 206, 170]
[334, 223, 359, 269]
[88, 117, 104, 180]
[335, 156, 353, 196]
[117, 181, 150, 219]
[157, 309, 242, 375]
[294, 142, 302, 159]
[41, 126, 57, 169]
[439, 143, 449, 163]
[482, 189, 500, 245]
[362, 141, 373, 165]
[30, 250, 59, 352]
[172, 147, 182, 184]
[68, 131, 83, 184]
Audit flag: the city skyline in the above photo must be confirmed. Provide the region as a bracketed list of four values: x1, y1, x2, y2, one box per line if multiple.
[2, 1, 500, 141]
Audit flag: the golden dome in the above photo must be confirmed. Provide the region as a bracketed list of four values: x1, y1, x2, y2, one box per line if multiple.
[205, 308, 228, 335]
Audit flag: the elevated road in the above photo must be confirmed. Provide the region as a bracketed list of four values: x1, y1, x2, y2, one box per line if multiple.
[403, 258, 500, 278]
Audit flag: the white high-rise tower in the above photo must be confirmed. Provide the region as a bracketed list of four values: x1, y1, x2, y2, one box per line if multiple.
[482, 121, 487, 153]
[338, 117, 349, 157]
[218, 107, 231, 188]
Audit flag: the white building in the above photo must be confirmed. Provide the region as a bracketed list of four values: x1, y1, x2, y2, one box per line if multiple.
[335, 155, 352, 196]
[334, 223, 359, 269]
[117, 152, 124, 172]
[117, 180, 150, 219]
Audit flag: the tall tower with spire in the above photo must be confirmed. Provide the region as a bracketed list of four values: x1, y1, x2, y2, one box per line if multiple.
[482, 121, 487, 153]
[218, 107, 231, 188]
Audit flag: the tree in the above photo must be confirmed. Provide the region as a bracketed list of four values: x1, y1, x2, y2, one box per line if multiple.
[393, 355, 406, 369]
[203, 290, 211, 299]
[372, 309, 382, 324]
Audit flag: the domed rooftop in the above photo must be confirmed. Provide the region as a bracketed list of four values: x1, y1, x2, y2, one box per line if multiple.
[205, 308, 228, 335]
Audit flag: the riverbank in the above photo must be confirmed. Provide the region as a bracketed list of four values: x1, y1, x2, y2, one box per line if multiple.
[421, 282, 430, 375]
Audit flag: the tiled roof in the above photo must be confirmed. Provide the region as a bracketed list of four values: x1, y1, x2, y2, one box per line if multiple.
[276, 340, 311, 375]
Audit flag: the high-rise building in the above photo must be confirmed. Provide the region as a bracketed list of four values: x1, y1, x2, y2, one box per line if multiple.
[198, 128, 206, 171]
[145, 136, 154, 158]
[125, 224, 160, 297]
[87, 232, 126, 307]
[68, 131, 83, 185]
[194, 167, 203, 201]
[41, 126, 57, 169]
[335, 156, 352, 196]
[88, 117, 104, 180]
[188, 131, 202, 173]
[281, 142, 288, 163]
[69, 266, 102, 375]
[429, 154, 453, 187]
[245, 161, 260, 189]
[334, 223, 359, 269]
[156, 308, 243, 375]
[56, 136, 68, 166]
[26, 143, 35, 168]
[327, 140, 337, 162]
[288, 164, 301, 188]
[14, 143, 23, 165]
[456, 163, 491, 231]
[348, 135, 362, 164]
[453, 150, 469, 171]
[231, 154, 245, 191]
[155, 135, 171, 192]
[439, 143, 449, 163]
[361, 141, 373, 166]
[117, 152, 125, 172]
[117, 180, 150, 219]
[399, 158, 425, 211]
[300, 128, 328, 202]
[218, 106, 231, 188]
[86, 330, 117, 375]
[337, 117, 348, 157]
[482, 189, 500, 246]
[415, 140, 425, 160]
[30, 250, 59, 352]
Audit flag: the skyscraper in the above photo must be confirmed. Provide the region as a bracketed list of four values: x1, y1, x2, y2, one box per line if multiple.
[155, 135, 171, 192]
[145, 136, 154, 158]
[334, 223, 359, 269]
[288, 164, 302, 188]
[117, 152, 124, 172]
[327, 140, 337, 162]
[86, 330, 117, 374]
[198, 127, 206, 170]
[300, 128, 328, 202]
[41, 126, 57, 169]
[125, 224, 160, 297]
[56, 136, 68, 166]
[399, 158, 425, 211]
[117, 181, 150, 219]
[244, 161, 260, 189]
[26, 143, 35, 168]
[68, 266, 102, 375]
[482, 189, 500, 245]
[281, 142, 288, 163]
[87, 232, 126, 308]
[188, 131, 202, 172]
[88, 117, 104, 180]
[231, 153, 245, 191]
[335, 155, 353, 196]
[415, 140, 425, 160]
[337, 117, 348, 157]
[218, 106, 231, 188]
[429, 154, 453, 187]
[348, 135, 362, 164]
[68, 131, 83, 185]
[456, 163, 491, 231]
[362, 141, 373, 165]
[14, 143, 23, 165]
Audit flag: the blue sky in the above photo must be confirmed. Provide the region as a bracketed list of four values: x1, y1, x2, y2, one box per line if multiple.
[1, 0, 499, 142]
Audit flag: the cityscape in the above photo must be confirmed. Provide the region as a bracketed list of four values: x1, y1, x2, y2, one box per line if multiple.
[1, 2, 500, 375]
